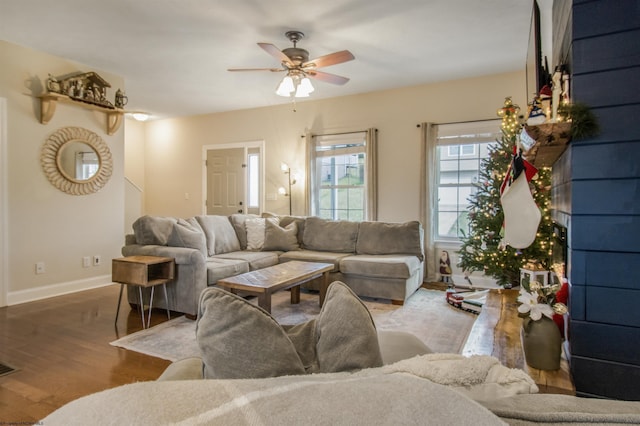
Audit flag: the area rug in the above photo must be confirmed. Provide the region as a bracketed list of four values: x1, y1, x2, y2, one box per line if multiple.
[110, 288, 477, 361]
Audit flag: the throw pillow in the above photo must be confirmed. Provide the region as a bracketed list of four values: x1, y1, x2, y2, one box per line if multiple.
[279, 215, 306, 246]
[229, 213, 259, 250]
[167, 219, 207, 257]
[167, 218, 207, 256]
[196, 287, 306, 379]
[316, 281, 383, 373]
[194, 281, 383, 379]
[245, 217, 280, 251]
[262, 220, 300, 251]
[132, 215, 178, 245]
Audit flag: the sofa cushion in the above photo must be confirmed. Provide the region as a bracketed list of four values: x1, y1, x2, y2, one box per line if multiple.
[229, 213, 259, 250]
[205, 258, 249, 285]
[303, 217, 359, 253]
[278, 215, 306, 245]
[316, 281, 383, 372]
[356, 221, 424, 261]
[132, 215, 177, 245]
[279, 250, 351, 272]
[196, 215, 241, 256]
[263, 220, 300, 251]
[339, 254, 421, 279]
[196, 287, 307, 379]
[213, 251, 279, 271]
[245, 217, 279, 251]
[167, 219, 207, 256]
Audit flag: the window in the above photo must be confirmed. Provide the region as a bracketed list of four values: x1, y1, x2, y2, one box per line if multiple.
[436, 121, 500, 240]
[247, 153, 259, 208]
[311, 132, 367, 221]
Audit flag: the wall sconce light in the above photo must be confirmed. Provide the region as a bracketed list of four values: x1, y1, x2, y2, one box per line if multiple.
[280, 162, 297, 215]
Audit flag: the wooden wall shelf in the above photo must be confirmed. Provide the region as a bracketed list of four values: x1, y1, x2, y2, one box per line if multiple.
[38, 92, 124, 135]
[522, 122, 572, 167]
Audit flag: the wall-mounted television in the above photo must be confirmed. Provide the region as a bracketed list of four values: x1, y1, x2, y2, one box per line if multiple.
[525, 1, 547, 105]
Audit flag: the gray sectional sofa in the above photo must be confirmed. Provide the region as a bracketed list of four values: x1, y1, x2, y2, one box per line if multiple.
[121, 214, 424, 316]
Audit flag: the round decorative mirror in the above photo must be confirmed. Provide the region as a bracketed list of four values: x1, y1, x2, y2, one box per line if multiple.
[41, 127, 113, 195]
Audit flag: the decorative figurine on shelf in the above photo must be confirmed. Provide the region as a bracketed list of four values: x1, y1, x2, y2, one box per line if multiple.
[115, 89, 128, 109]
[526, 97, 547, 125]
[439, 250, 453, 284]
[46, 74, 61, 93]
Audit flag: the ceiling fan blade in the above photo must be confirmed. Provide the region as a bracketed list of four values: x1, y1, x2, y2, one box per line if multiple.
[227, 67, 284, 72]
[303, 50, 354, 69]
[307, 70, 350, 85]
[258, 43, 293, 67]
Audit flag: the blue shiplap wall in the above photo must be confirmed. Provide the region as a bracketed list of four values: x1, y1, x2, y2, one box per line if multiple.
[560, 0, 640, 400]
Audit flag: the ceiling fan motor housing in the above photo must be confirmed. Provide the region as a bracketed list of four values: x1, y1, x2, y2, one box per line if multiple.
[282, 47, 309, 65]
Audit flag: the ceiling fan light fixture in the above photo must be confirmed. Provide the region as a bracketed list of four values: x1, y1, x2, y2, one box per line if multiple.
[276, 76, 295, 96]
[299, 77, 314, 94]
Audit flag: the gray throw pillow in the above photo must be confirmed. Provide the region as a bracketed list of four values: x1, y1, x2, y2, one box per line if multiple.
[196, 287, 306, 379]
[279, 215, 306, 246]
[194, 281, 383, 379]
[262, 221, 300, 251]
[316, 281, 383, 372]
[132, 215, 177, 245]
[229, 213, 259, 250]
[167, 219, 206, 256]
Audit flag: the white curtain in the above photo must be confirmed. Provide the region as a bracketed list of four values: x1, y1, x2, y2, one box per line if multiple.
[365, 128, 378, 221]
[419, 123, 438, 282]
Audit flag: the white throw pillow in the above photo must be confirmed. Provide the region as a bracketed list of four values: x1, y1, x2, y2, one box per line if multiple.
[245, 217, 279, 251]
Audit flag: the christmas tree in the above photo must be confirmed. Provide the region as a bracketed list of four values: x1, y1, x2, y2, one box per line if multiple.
[457, 97, 553, 287]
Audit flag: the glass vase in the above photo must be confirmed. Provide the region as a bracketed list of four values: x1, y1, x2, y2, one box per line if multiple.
[521, 316, 562, 370]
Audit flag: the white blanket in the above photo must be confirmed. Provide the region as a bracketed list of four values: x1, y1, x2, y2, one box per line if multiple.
[43, 354, 537, 425]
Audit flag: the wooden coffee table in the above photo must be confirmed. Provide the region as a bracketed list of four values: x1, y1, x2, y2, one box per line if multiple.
[216, 261, 334, 313]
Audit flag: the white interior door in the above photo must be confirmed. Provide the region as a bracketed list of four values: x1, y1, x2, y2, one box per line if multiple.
[206, 148, 245, 215]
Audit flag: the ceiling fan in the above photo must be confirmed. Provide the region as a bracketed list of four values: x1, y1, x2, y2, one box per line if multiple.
[228, 31, 355, 97]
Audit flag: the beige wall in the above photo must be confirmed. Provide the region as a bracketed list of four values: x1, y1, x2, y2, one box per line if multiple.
[139, 71, 526, 223]
[0, 41, 125, 304]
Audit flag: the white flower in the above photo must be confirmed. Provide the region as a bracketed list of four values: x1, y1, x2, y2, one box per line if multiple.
[517, 291, 554, 320]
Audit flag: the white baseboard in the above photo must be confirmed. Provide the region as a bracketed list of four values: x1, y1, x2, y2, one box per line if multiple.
[7, 275, 113, 306]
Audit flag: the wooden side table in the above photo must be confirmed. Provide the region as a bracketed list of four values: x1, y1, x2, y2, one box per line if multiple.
[112, 255, 175, 329]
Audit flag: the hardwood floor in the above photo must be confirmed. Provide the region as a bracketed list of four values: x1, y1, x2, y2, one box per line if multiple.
[0, 284, 172, 423]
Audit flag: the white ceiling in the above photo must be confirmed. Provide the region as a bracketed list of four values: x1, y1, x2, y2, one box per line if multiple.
[0, 0, 535, 120]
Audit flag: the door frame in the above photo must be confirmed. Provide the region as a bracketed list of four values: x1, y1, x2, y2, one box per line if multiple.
[0, 98, 7, 307]
[201, 140, 265, 215]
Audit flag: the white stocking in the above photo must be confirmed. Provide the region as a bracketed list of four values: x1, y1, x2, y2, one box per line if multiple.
[500, 172, 541, 249]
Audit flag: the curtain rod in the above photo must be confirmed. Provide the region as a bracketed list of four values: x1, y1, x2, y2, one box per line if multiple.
[416, 118, 498, 127]
[302, 129, 377, 138]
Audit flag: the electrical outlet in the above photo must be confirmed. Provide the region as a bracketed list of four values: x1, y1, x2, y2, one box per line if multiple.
[93, 255, 101, 266]
[35, 262, 45, 274]
[83, 256, 91, 268]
